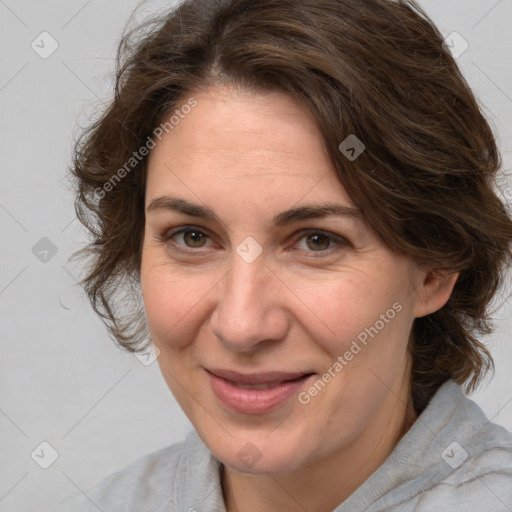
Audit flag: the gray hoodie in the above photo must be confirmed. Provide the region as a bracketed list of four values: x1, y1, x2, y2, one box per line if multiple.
[47, 380, 512, 511]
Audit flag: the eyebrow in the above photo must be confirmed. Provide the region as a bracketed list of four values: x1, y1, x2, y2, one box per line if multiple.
[146, 196, 362, 227]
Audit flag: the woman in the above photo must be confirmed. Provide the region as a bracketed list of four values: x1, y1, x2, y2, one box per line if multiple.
[50, 0, 512, 510]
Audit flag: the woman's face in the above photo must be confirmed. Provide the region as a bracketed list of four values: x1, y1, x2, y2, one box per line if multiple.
[141, 85, 433, 475]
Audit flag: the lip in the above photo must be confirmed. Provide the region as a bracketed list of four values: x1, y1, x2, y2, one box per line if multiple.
[205, 368, 314, 414]
[206, 368, 310, 385]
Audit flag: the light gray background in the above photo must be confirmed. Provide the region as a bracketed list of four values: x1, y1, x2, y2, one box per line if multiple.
[0, 1, 511, 511]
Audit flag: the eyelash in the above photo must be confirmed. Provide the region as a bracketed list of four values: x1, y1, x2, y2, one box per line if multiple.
[155, 225, 348, 258]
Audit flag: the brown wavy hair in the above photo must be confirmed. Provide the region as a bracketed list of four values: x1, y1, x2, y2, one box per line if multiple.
[70, 0, 512, 414]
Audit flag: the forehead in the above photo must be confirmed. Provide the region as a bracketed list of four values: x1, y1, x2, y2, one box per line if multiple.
[145, 85, 355, 209]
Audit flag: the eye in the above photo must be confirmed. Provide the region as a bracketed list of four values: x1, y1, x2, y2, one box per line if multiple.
[157, 226, 213, 252]
[292, 229, 348, 256]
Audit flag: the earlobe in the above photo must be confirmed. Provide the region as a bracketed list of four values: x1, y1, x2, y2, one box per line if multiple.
[414, 269, 459, 319]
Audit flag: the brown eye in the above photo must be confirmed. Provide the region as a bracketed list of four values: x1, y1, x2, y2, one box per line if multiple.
[292, 229, 348, 258]
[160, 226, 213, 252]
[305, 233, 331, 251]
[181, 229, 208, 248]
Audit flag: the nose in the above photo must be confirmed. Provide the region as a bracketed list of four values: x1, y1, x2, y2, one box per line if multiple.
[209, 251, 289, 354]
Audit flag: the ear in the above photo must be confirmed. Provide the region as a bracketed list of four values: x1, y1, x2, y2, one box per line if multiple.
[413, 268, 459, 318]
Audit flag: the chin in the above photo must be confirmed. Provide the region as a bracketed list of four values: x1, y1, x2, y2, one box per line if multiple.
[203, 428, 317, 476]
[222, 450, 303, 476]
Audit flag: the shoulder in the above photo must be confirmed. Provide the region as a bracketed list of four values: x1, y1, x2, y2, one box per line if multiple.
[415, 462, 512, 511]
[47, 438, 188, 512]
[415, 386, 512, 511]
[360, 381, 512, 512]
[437, 425, 512, 509]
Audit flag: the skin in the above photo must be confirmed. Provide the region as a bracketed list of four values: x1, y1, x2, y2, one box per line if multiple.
[140, 84, 459, 512]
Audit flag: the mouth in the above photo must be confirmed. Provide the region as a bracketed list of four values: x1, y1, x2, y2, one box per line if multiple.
[204, 368, 315, 414]
[205, 368, 313, 386]
[231, 381, 293, 390]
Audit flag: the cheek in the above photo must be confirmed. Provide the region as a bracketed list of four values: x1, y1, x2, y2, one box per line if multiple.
[299, 272, 411, 363]
[141, 258, 213, 351]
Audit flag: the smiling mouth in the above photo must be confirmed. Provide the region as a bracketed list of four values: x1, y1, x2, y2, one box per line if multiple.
[205, 368, 314, 386]
[205, 368, 315, 414]
[228, 375, 311, 389]
[233, 381, 284, 390]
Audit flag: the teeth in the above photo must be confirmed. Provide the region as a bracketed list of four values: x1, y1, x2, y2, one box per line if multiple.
[233, 382, 282, 390]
